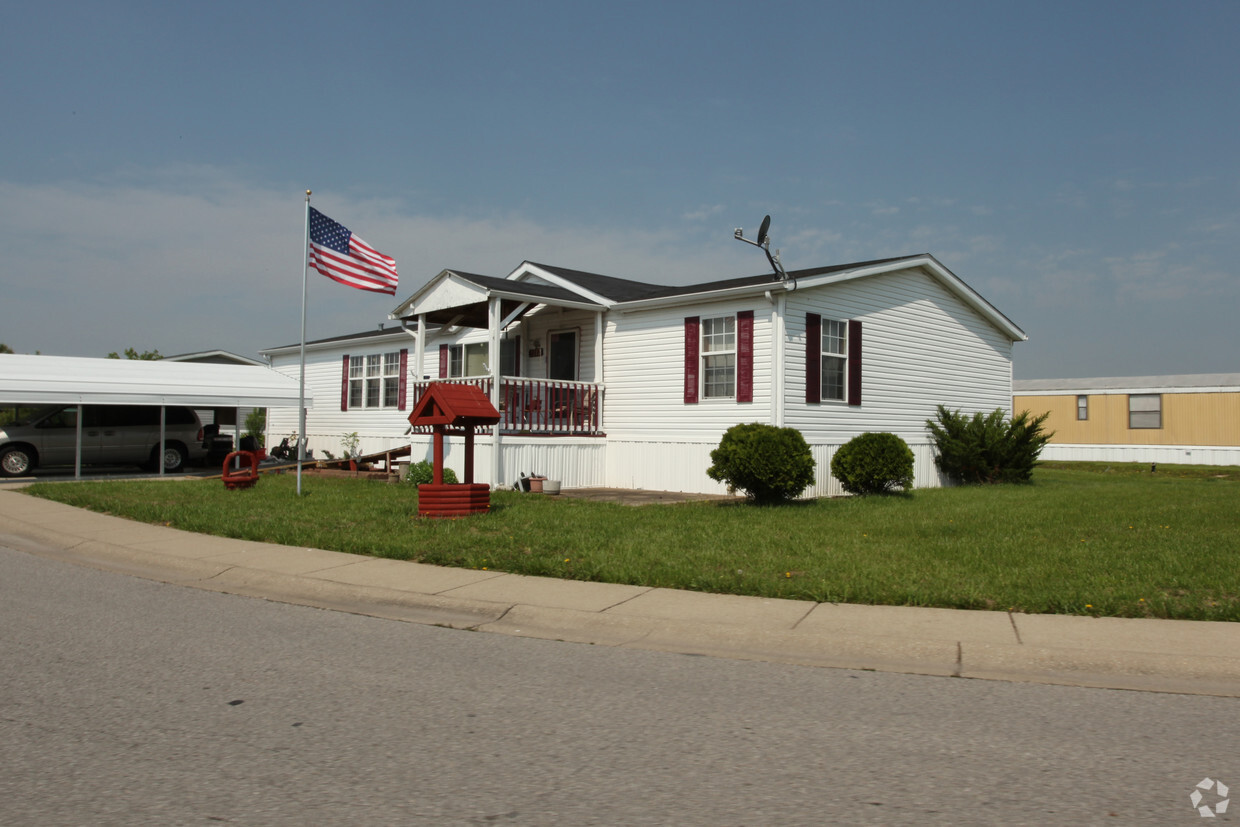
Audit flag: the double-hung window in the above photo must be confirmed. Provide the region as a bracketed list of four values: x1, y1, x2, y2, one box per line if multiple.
[1128, 394, 1161, 429]
[820, 319, 847, 402]
[701, 315, 736, 399]
[806, 313, 862, 406]
[1077, 395, 1089, 421]
[348, 352, 400, 409]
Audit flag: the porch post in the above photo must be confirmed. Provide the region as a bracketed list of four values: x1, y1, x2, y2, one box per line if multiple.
[432, 426, 444, 485]
[489, 295, 502, 489]
[415, 313, 427, 381]
[595, 310, 605, 432]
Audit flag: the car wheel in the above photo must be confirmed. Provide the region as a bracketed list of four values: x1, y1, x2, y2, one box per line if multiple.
[1, 445, 37, 477]
[153, 443, 188, 473]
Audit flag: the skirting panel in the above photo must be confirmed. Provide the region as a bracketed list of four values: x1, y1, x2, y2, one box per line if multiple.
[1040, 444, 1240, 466]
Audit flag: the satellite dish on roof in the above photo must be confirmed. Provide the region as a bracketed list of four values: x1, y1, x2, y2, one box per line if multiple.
[756, 215, 771, 246]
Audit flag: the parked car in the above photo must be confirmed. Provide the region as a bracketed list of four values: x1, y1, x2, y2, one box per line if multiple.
[0, 405, 209, 477]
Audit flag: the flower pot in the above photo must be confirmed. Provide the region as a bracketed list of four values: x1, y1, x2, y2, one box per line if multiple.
[543, 480, 561, 495]
[529, 476, 546, 493]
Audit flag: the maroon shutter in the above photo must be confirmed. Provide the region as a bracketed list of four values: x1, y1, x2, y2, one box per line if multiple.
[512, 336, 521, 377]
[684, 316, 700, 404]
[805, 313, 821, 404]
[737, 310, 754, 403]
[340, 355, 350, 411]
[848, 319, 862, 406]
[438, 345, 448, 379]
[398, 349, 408, 410]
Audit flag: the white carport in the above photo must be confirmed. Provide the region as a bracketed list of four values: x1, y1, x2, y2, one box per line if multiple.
[0, 355, 311, 479]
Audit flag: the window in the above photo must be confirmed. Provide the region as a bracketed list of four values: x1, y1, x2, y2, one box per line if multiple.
[684, 313, 752, 404]
[820, 319, 847, 402]
[346, 351, 402, 409]
[1129, 394, 1161, 429]
[445, 340, 520, 378]
[806, 314, 862, 406]
[1076, 395, 1088, 421]
[701, 315, 736, 399]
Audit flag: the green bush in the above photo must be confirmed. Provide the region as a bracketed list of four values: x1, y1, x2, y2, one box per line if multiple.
[244, 407, 267, 447]
[405, 460, 459, 486]
[706, 423, 816, 503]
[925, 405, 1053, 484]
[830, 432, 915, 495]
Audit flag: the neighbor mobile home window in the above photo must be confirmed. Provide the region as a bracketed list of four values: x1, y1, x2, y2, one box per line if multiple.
[701, 315, 736, 398]
[820, 319, 848, 402]
[1128, 394, 1161, 429]
[349, 352, 401, 409]
[1076, 395, 1088, 420]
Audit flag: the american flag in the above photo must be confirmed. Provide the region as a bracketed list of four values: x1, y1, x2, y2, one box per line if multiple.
[307, 207, 399, 295]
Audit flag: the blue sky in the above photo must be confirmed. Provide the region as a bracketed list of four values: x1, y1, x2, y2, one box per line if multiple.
[2, 0, 1237, 378]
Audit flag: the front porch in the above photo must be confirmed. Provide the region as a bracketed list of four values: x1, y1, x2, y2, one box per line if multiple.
[409, 378, 603, 436]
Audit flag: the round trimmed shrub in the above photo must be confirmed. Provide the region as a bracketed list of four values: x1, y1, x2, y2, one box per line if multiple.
[706, 423, 816, 504]
[405, 460, 459, 486]
[830, 432, 914, 495]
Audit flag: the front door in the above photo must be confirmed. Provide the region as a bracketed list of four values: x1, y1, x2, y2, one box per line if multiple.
[548, 330, 577, 381]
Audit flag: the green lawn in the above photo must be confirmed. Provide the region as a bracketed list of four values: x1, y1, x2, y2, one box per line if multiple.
[22, 464, 1240, 621]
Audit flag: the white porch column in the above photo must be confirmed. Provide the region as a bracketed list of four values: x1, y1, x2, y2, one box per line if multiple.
[415, 313, 427, 381]
[595, 310, 605, 431]
[489, 295, 502, 488]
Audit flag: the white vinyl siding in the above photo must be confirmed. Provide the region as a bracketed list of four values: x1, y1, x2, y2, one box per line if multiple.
[603, 299, 771, 440]
[784, 266, 1013, 445]
[264, 334, 413, 458]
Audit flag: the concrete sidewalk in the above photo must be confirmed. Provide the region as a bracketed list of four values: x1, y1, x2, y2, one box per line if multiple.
[1, 487, 1237, 697]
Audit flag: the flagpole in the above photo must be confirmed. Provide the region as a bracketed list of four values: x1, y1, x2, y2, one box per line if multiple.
[297, 190, 311, 496]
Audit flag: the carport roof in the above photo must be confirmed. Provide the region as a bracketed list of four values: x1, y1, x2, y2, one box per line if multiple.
[0, 355, 311, 408]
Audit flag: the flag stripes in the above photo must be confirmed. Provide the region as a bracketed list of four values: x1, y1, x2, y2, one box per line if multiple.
[307, 207, 399, 295]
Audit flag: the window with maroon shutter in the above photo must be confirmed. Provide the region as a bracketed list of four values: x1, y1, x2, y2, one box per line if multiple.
[438, 345, 448, 379]
[737, 310, 754, 403]
[397, 349, 408, 411]
[805, 314, 821, 404]
[847, 320, 862, 406]
[341, 355, 350, 411]
[807, 314, 861, 405]
[684, 316, 700, 404]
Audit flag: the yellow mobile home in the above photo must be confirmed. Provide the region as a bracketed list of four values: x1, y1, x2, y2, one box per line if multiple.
[1013, 374, 1240, 466]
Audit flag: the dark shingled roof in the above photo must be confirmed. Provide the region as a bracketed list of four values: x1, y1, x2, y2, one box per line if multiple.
[524, 263, 668, 303]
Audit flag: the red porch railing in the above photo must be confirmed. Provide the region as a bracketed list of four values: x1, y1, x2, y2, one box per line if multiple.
[409, 378, 602, 436]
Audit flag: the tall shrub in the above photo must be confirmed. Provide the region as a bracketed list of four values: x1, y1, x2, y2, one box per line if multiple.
[830, 432, 915, 495]
[706, 423, 816, 503]
[925, 406, 1053, 484]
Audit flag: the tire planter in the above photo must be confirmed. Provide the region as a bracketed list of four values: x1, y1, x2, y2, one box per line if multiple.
[418, 483, 491, 518]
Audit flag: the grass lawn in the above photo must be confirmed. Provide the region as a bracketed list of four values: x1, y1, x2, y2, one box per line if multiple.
[21, 464, 1240, 622]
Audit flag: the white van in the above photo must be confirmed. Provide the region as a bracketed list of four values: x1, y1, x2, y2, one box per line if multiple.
[0, 405, 208, 477]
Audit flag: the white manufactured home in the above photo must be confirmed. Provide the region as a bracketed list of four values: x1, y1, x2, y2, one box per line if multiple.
[262, 255, 1026, 495]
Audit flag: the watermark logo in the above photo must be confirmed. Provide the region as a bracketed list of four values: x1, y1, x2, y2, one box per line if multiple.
[1189, 778, 1229, 818]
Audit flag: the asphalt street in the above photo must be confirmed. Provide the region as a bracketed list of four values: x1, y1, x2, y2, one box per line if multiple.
[2, 544, 1236, 825]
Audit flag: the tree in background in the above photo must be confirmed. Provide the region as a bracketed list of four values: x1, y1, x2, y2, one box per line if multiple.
[244, 408, 267, 447]
[107, 348, 163, 360]
[0, 343, 13, 354]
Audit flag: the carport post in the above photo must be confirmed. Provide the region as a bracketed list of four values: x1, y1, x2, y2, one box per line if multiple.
[74, 404, 83, 480]
[159, 406, 166, 477]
